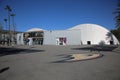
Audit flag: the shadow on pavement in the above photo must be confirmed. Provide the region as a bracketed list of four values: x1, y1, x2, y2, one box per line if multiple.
[72, 45, 118, 52]
[0, 67, 10, 73]
[0, 47, 45, 57]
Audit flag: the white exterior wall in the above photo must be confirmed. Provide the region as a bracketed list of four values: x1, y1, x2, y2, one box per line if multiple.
[17, 33, 24, 45]
[44, 30, 81, 45]
[80, 25, 109, 45]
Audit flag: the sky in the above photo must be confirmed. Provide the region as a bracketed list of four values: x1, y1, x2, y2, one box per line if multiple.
[0, 0, 119, 32]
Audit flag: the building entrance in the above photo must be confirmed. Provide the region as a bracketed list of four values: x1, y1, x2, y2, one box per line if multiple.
[87, 41, 91, 45]
[33, 38, 43, 45]
[24, 31, 44, 45]
[56, 37, 67, 45]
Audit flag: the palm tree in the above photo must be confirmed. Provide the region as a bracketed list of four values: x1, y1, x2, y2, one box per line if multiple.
[11, 13, 16, 45]
[5, 5, 12, 46]
[114, 2, 120, 29]
[4, 18, 8, 45]
[112, 1, 120, 44]
[11, 13, 15, 32]
[111, 29, 120, 42]
[4, 19, 7, 30]
[5, 5, 12, 31]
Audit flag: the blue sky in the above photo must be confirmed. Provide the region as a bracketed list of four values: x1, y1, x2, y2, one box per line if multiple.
[0, 0, 118, 32]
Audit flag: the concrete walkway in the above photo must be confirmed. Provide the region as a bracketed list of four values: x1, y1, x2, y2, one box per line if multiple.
[0, 45, 120, 80]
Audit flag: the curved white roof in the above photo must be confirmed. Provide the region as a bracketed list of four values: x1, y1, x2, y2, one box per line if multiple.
[26, 28, 44, 32]
[68, 23, 108, 31]
[68, 23, 119, 45]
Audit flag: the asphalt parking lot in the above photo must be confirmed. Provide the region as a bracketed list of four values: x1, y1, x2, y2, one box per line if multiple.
[0, 45, 120, 80]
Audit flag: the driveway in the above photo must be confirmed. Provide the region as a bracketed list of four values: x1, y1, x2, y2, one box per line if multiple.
[0, 45, 120, 80]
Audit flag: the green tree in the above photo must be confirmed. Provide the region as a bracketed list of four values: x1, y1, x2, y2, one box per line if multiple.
[5, 5, 12, 46]
[114, 2, 120, 29]
[111, 29, 120, 42]
[112, 1, 120, 42]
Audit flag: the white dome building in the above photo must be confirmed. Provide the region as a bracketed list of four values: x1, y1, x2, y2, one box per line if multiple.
[17, 28, 44, 45]
[44, 24, 119, 45]
[17, 24, 119, 45]
[68, 24, 119, 45]
[26, 28, 44, 32]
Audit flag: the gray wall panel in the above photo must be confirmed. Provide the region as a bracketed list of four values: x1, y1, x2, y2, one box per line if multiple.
[44, 30, 81, 45]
